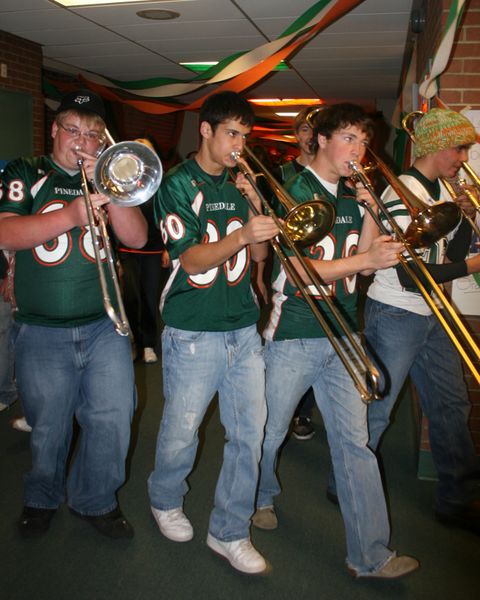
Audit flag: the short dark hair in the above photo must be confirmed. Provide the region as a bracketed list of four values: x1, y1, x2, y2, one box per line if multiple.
[309, 103, 374, 154]
[199, 91, 255, 132]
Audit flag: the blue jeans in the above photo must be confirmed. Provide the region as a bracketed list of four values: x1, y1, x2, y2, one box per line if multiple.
[364, 297, 480, 514]
[148, 325, 266, 542]
[0, 294, 17, 408]
[12, 317, 136, 515]
[257, 338, 393, 575]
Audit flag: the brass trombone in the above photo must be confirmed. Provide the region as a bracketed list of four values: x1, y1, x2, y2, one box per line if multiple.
[402, 110, 480, 238]
[461, 160, 480, 198]
[231, 147, 382, 403]
[77, 131, 163, 337]
[350, 151, 480, 384]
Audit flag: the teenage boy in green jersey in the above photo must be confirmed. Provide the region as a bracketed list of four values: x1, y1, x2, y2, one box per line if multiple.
[148, 91, 278, 574]
[253, 103, 419, 579]
[0, 89, 147, 539]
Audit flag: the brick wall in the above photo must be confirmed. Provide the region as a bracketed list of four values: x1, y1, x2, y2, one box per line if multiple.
[0, 31, 44, 155]
[416, 0, 480, 110]
[439, 0, 480, 108]
[413, 0, 480, 455]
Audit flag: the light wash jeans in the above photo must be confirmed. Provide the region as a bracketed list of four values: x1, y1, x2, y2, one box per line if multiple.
[12, 317, 136, 515]
[257, 337, 394, 575]
[364, 297, 480, 514]
[148, 325, 266, 542]
[0, 294, 17, 408]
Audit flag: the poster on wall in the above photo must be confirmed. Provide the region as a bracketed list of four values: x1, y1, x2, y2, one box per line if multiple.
[451, 109, 480, 316]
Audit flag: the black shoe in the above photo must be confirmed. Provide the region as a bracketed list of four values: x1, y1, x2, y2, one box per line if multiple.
[292, 416, 315, 440]
[70, 506, 134, 539]
[18, 506, 56, 538]
[435, 500, 480, 535]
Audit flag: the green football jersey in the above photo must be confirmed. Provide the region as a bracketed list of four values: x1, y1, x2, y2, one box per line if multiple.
[0, 155, 114, 326]
[155, 159, 259, 332]
[278, 160, 299, 183]
[264, 168, 363, 341]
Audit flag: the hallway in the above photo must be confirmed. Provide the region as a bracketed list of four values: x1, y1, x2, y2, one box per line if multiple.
[1, 359, 478, 600]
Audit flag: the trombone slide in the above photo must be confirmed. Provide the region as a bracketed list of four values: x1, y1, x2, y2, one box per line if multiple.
[78, 159, 131, 337]
[350, 159, 480, 385]
[232, 151, 381, 403]
[76, 131, 162, 337]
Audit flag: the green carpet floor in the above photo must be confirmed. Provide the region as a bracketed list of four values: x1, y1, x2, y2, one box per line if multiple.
[1, 359, 478, 600]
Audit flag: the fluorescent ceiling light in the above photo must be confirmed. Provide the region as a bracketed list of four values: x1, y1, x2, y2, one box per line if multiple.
[276, 112, 299, 117]
[249, 98, 321, 107]
[51, 0, 193, 7]
[249, 99, 281, 104]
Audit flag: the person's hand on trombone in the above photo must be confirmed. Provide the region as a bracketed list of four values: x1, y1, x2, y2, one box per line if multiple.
[68, 193, 110, 227]
[75, 149, 100, 182]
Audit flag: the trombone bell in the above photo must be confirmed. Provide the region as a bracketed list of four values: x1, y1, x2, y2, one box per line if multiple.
[283, 196, 336, 246]
[360, 150, 462, 249]
[232, 149, 335, 247]
[404, 202, 461, 248]
[94, 141, 163, 207]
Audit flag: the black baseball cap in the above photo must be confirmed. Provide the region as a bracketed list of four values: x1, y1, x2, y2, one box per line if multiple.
[55, 89, 106, 120]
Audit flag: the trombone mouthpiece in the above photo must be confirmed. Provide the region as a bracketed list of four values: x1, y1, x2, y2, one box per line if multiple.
[74, 144, 84, 164]
[230, 151, 241, 161]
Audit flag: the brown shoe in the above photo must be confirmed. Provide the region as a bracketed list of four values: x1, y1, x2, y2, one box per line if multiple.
[252, 506, 278, 530]
[11, 417, 32, 433]
[349, 555, 419, 579]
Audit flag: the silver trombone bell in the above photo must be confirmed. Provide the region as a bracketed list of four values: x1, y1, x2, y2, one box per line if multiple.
[94, 141, 163, 207]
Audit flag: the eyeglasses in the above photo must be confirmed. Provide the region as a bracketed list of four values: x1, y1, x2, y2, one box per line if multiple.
[58, 122, 102, 142]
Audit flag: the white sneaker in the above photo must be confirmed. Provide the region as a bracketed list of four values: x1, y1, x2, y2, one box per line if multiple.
[0, 402, 9, 412]
[206, 533, 267, 574]
[11, 417, 32, 433]
[143, 347, 158, 363]
[151, 507, 193, 542]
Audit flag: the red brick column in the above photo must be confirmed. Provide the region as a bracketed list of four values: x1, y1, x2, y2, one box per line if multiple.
[440, 0, 480, 109]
